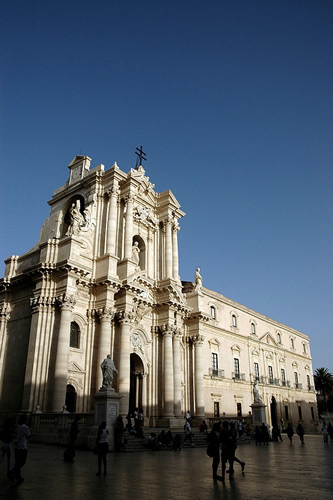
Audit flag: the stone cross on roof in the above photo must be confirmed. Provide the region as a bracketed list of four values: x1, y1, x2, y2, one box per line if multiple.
[135, 146, 147, 169]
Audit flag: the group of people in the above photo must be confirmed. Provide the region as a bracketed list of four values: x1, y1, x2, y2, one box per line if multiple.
[146, 430, 181, 451]
[207, 420, 245, 482]
[125, 408, 144, 438]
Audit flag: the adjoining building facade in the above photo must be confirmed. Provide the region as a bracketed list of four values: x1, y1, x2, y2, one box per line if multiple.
[0, 156, 318, 430]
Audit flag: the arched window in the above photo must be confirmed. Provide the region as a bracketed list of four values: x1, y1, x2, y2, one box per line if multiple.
[290, 338, 294, 349]
[210, 306, 216, 319]
[277, 332, 281, 344]
[232, 314, 237, 328]
[70, 322, 80, 349]
[251, 322, 256, 334]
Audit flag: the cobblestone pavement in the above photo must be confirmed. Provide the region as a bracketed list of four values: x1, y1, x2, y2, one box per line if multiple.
[0, 435, 332, 500]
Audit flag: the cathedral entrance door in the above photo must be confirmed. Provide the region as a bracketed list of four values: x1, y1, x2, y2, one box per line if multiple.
[65, 384, 77, 413]
[270, 396, 277, 428]
[129, 353, 144, 415]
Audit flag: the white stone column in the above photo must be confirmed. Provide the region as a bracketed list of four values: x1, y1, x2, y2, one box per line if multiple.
[21, 299, 43, 411]
[165, 218, 173, 278]
[173, 328, 182, 417]
[162, 324, 174, 416]
[172, 220, 179, 281]
[192, 334, 205, 417]
[124, 195, 134, 259]
[147, 231, 153, 279]
[106, 185, 119, 255]
[142, 373, 148, 416]
[52, 294, 76, 411]
[0, 304, 10, 385]
[117, 311, 134, 415]
[96, 307, 114, 389]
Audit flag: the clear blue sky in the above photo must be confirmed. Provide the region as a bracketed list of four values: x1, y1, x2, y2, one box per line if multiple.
[1, 0, 332, 372]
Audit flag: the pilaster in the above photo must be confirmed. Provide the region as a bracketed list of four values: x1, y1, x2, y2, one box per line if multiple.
[192, 333, 205, 417]
[117, 310, 135, 415]
[52, 293, 76, 412]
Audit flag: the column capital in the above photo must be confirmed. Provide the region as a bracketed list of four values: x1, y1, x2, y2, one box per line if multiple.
[116, 310, 135, 325]
[160, 323, 176, 336]
[191, 334, 205, 346]
[173, 327, 183, 339]
[0, 303, 11, 321]
[56, 293, 76, 311]
[96, 306, 114, 321]
[30, 296, 56, 313]
[107, 185, 120, 199]
[124, 193, 136, 205]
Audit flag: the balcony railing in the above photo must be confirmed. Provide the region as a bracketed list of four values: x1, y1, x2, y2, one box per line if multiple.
[294, 383, 303, 390]
[232, 372, 245, 381]
[281, 380, 291, 387]
[254, 375, 265, 384]
[209, 368, 225, 378]
[308, 385, 315, 391]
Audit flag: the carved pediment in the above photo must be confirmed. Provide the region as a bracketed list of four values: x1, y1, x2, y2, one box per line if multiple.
[68, 361, 85, 373]
[208, 338, 220, 350]
[260, 332, 278, 347]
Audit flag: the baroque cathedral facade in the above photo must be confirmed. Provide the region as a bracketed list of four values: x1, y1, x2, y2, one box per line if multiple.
[0, 156, 318, 430]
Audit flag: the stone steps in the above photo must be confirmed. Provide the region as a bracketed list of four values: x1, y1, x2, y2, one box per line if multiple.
[118, 429, 208, 453]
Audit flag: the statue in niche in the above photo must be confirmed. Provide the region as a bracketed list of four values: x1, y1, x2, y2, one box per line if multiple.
[66, 200, 85, 236]
[132, 241, 140, 266]
[101, 355, 118, 389]
[194, 267, 202, 291]
[253, 382, 263, 403]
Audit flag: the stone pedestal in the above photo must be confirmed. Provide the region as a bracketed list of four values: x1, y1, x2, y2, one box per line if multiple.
[89, 388, 121, 450]
[250, 402, 267, 425]
[117, 259, 139, 280]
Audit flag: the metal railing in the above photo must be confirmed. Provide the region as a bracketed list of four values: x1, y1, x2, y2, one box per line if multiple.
[209, 368, 225, 378]
[232, 372, 245, 381]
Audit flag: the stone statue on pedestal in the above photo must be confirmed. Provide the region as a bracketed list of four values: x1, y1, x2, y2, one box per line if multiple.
[101, 355, 118, 390]
[194, 267, 202, 290]
[131, 241, 140, 266]
[253, 382, 262, 403]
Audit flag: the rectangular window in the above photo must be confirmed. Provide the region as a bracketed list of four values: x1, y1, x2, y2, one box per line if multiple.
[307, 374, 310, 389]
[212, 353, 218, 371]
[234, 358, 240, 377]
[254, 362, 259, 380]
[284, 405, 289, 421]
[311, 407, 315, 420]
[214, 402, 220, 418]
[294, 372, 298, 387]
[268, 366, 273, 384]
[281, 368, 286, 385]
[298, 406, 302, 420]
[237, 402, 242, 417]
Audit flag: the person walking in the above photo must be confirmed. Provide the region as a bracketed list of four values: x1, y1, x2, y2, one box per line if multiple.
[296, 422, 305, 444]
[207, 422, 221, 480]
[114, 415, 124, 452]
[184, 419, 194, 446]
[96, 421, 109, 476]
[10, 414, 30, 485]
[229, 421, 245, 473]
[0, 418, 14, 478]
[286, 423, 294, 444]
[321, 422, 329, 445]
[220, 421, 234, 481]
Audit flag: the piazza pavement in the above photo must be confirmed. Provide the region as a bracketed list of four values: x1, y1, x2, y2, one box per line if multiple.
[0, 434, 332, 500]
